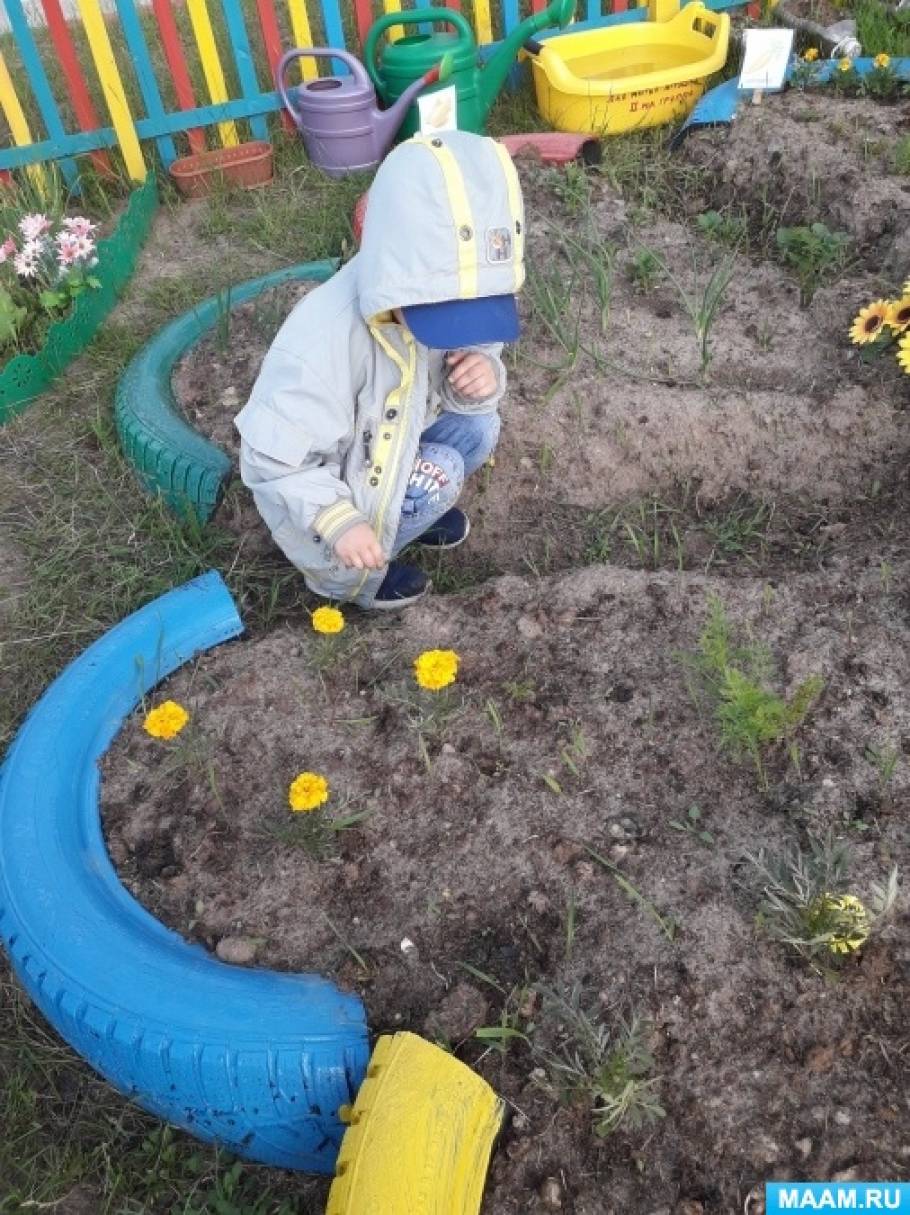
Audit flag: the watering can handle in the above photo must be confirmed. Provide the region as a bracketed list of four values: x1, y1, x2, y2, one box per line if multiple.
[364, 9, 476, 92]
[275, 47, 372, 115]
[552, 0, 575, 27]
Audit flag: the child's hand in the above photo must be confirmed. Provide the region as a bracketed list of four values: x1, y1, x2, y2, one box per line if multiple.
[447, 350, 497, 400]
[334, 522, 387, 571]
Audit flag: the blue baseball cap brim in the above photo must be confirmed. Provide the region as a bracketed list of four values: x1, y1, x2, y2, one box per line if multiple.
[401, 294, 520, 349]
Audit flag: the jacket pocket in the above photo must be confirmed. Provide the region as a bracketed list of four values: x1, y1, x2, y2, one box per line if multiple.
[234, 402, 313, 467]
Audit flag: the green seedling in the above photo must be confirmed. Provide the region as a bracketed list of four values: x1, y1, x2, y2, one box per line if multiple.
[742, 833, 898, 969]
[472, 983, 534, 1059]
[696, 209, 746, 247]
[681, 595, 824, 792]
[865, 742, 899, 793]
[775, 222, 850, 305]
[268, 802, 370, 860]
[894, 135, 910, 175]
[668, 803, 715, 847]
[627, 247, 661, 292]
[532, 985, 665, 1137]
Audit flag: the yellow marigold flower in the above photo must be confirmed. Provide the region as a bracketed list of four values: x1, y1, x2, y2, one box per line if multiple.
[837, 57, 853, 72]
[414, 648, 460, 691]
[809, 892, 870, 955]
[289, 771, 329, 813]
[886, 295, 910, 333]
[143, 700, 189, 740]
[874, 52, 890, 68]
[802, 47, 819, 61]
[849, 299, 889, 345]
[312, 605, 345, 635]
[898, 333, 910, 375]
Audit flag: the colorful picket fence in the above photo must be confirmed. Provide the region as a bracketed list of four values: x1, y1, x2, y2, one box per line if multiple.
[0, 0, 749, 186]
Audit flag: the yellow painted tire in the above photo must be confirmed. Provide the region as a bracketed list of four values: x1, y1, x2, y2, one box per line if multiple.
[327, 1033, 503, 1214]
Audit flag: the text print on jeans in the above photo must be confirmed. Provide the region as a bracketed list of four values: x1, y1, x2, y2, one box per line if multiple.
[403, 456, 450, 516]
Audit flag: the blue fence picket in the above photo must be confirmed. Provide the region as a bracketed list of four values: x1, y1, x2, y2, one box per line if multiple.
[318, 0, 348, 67]
[114, 0, 178, 166]
[4, 0, 79, 190]
[219, 0, 269, 142]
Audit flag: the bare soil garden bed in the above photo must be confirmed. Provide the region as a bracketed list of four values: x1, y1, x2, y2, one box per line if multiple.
[102, 559, 910, 1213]
[103, 88, 910, 1212]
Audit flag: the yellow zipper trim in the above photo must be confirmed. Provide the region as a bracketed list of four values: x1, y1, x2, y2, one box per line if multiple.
[413, 136, 477, 299]
[492, 141, 525, 292]
[352, 322, 417, 599]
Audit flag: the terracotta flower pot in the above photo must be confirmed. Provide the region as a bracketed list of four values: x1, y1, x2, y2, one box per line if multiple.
[169, 141, 274, 200]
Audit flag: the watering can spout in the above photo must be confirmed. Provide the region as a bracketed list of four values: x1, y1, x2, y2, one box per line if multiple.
[477, 0, 575, 125]
[372, 52, 454, 153]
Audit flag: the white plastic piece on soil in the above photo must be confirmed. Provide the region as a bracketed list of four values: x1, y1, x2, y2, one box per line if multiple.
[400, 936, 418, 957]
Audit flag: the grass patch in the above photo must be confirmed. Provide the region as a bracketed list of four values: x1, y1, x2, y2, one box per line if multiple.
[855, 0, 910, 57]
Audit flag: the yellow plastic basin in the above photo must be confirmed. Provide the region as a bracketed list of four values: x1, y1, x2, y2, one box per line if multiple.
[530, 3, 731, 135]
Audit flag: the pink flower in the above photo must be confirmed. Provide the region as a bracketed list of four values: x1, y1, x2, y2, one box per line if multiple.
[18, 213, 51, 241]
[57, 235, 81, 267]
[62, 216, 97, 238]
[0, 237, 16, 264]
[56, 232, 95, 264]
[14, 250, 38, 278]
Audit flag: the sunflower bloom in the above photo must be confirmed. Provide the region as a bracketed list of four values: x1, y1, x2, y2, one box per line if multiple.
[414, 648, 460, 691]
[873, 52, 890, 69]
[802, 47, 819, 61]
[312, 605, 345, 635]
[886, 296, 910, 333]
[143, 700, 190, 740]
[289, 771, 329, 813]
[837, 57, 853, 72]
[849, 300, 889, 345]
[898, 333, 910, 375]
[808, 892, 871, 955]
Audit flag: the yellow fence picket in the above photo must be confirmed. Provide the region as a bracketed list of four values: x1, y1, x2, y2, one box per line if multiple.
[186, 0, 241, 146]
[0, 47, 48, 193]
[75, 0, 146, 181]
[286, 0, 319, 80]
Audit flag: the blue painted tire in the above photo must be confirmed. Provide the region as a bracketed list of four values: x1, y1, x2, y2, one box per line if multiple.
[0, 572, 368, 1172]
[115, 262, 338, 524]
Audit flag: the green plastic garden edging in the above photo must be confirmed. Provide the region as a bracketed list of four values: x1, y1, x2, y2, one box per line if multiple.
[114, 260, 338, 524]
[0, 177, 158, 426]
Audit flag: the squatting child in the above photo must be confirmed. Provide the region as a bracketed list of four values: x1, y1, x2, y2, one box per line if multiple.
[234, 129, 525, 609]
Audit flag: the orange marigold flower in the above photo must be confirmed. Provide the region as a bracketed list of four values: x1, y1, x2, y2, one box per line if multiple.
[289, 771, 329, 813]
[414, 649, 460, 691]
[143, 700, 189, 740]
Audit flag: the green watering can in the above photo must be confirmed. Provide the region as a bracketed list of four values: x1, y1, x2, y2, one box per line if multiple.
[363, 0, 575, 140]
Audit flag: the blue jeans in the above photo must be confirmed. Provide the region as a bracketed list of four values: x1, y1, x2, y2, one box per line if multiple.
[391, 410, 500, 556]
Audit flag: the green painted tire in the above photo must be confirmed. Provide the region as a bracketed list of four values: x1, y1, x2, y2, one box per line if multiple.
[114, 260, 338, 523]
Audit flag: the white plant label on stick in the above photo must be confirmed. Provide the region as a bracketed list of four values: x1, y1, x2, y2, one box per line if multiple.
[739, 28, 794, 91]
[418, 85, 458, 134]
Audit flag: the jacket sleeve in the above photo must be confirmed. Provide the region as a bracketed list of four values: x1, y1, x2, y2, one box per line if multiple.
[438, 343, 507, 415]
[234, 356, 366, 550]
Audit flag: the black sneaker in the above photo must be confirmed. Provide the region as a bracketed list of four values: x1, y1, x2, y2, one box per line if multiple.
[373, 561, 430, 609]
[417, 508, 471, 549]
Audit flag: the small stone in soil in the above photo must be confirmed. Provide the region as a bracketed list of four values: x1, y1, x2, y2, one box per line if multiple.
[215, 936, 261, 965]
[538, 1177, 563, 1209]
[423, 981, 489, 1042]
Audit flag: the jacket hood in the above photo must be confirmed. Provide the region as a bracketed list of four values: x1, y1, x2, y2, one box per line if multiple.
[357, 130, 525, 323]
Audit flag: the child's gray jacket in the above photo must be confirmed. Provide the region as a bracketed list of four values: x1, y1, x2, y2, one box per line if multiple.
[233, 131, 525, 607]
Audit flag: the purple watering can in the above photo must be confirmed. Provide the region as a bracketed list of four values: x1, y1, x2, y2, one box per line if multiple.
[276, 47, 451, 177]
